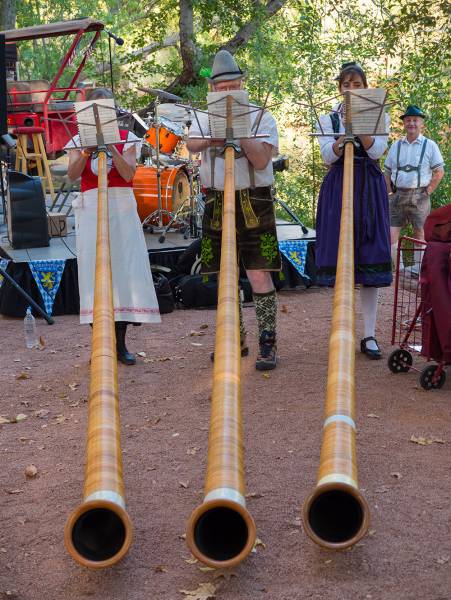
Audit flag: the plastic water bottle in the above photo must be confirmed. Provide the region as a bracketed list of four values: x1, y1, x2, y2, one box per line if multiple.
[24, 307, 38, 349]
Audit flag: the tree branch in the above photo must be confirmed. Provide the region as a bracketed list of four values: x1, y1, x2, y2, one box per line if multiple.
[221, 0, 287, 55]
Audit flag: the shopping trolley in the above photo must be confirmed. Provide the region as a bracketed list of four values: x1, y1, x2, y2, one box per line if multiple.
[388, 236, 449, 390]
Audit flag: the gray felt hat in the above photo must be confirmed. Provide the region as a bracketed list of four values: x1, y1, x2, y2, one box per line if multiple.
[206, 50, 245, 84]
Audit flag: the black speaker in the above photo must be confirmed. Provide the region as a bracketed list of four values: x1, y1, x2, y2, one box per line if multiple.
[0, 35, 6, 137]
[6, 171, 50, 249]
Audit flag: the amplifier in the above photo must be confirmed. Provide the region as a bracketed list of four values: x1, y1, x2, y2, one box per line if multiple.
[6, 170, 50, 249]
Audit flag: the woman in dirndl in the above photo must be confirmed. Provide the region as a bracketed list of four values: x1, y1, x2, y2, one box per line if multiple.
[66, 88, 160, 365]
[315, 62, 392, 359]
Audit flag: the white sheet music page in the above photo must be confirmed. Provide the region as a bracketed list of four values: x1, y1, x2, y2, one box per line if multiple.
[348, 88, 387, 136]
[207, 90, 251, 138]
[74, 99, 121, 147]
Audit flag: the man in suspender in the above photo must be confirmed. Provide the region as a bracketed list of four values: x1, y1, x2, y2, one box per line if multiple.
[187, 50, 281, 370]
[384, 105, 445, 270]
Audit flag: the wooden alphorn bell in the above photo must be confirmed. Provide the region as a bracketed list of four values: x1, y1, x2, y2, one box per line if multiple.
[186, 96, 256, 567]
[65, 130, 132, 567]
[302, 92, 370, 549]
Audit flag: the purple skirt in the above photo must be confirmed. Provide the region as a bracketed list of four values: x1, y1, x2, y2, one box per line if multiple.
[315, 156, 392, 287]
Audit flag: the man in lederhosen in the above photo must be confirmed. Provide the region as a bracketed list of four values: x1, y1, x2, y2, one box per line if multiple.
[187, 50, 281, 370]
[384, 105, 445, 271]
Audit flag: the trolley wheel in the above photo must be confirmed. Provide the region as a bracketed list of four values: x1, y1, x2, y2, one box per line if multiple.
[387, 349, 413, 373]
[419, 365, 446, 390]
[158, 235, 165, 244]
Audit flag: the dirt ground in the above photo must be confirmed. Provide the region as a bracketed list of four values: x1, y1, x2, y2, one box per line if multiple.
[0, 286, 449, 600]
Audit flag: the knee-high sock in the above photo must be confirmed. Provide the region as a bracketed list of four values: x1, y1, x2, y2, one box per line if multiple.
[360, 287, 379, 350]
[391, 243, 398, 269]
[253, 289, 277, 338]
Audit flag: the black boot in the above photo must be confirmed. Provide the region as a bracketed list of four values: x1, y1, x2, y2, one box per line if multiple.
[255, 330, 277, 371]
[115, 322, 136, 365]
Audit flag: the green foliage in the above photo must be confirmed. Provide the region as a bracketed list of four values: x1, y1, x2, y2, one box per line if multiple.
[14, 0, 449, 221]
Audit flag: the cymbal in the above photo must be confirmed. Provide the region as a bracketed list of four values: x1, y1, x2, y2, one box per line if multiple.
[137, 86, 182, 102]
[157, 103, 192, 124]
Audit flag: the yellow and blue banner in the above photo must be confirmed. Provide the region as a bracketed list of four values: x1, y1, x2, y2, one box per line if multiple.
[278, 240, 310, 280]
[29, 259, 66, 316]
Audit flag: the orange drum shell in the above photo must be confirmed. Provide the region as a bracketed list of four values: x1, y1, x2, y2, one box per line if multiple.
[145, 126, 181, 155]
[133, 165, 190, 224]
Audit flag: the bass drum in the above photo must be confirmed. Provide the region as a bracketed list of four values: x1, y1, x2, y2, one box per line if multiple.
[133, 164, 190, 224]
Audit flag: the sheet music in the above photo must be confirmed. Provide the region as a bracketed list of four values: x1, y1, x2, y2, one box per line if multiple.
[347, 88, 387, 136]
[74, 99, 121, 147]
[207, 90, 251, 138]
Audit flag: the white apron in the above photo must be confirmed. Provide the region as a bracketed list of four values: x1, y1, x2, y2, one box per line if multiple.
[74, 187, 161, 325]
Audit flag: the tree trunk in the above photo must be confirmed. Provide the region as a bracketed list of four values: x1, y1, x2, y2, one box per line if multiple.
[0, 0, 17, 30]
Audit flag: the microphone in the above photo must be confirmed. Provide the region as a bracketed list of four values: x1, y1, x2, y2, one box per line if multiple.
[106, 31, 124, 46]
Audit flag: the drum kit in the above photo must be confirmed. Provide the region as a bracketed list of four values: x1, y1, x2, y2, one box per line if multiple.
[133, 87, 204, 242]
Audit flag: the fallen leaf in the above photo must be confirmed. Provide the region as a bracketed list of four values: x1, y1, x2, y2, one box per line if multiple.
[324, 559, 332, 564]
[245, 491, 263, 499]
[68, 382, 79, 391]
[190, 330, 206, 337]
[280, 304, 288, 313]
[14, 414, 27, 422]
[184, 556, 198, 564]
[38, 336, 46, 350]
[25, 465, 38, 478]
[179, 582, 218, 600]
[158, 356, 172, 362]
[390, 472, 402, 479]
[172, 432, 180, 438]
[367, 413, 380, 419]
[437, 555, 449, 565]
[199, 324, 209, 329]
[262, 373, 270, 379]
[53, 414, 67, 424]
[251, 537, 266, 553]
[137, 351, 147, 357]
[13, 358, 21, 362]
[187, 447, 199, 455]
[410, 435, 445, 446]
[34, 409, 49, 418]
[154, 564, 167, 573]
[191, 342, 203, 347]
[0, 416, 11, 424]
[179, 481, 189, 489]
[16, 372, 30, 380]
[4, 489, 22, 494]
[178, 533, 186, 540]
[198, 566, 215, 572]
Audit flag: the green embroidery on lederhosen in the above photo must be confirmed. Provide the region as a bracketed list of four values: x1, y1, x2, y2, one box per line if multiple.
[211, 191, 223, 231]
[260, 232, 279, 262]
[201, 236, 214, 267]
[240, 189, 259, 229]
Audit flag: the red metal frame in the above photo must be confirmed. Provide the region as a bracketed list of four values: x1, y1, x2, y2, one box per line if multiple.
[390, 236, 447, 386]
[3, 19, 104, 155]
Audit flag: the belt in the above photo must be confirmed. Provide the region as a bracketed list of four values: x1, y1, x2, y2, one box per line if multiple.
[396, 186, 427, 192]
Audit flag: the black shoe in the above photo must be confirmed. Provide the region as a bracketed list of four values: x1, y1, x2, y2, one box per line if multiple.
[115, 323, 136, 365]
[210, 341, 249, 362]
[256, 330, 277, 371]
[360, 336, 382, 360]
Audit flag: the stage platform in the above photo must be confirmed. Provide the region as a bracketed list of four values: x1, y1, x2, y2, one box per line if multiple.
[0, 198, 316, 318]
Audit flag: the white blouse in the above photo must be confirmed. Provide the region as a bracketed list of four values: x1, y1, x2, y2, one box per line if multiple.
[64, 131, 142, 176]
[316, 104, 390, 165]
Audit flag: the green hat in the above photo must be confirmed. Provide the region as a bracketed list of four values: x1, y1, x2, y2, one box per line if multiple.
[400, 105, 426, 120]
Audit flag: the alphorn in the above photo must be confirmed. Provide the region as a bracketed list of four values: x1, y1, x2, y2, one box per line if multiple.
[65, 150, 133, 568]
[186, 96, 256, 567]
[302, 93, 370, 549]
